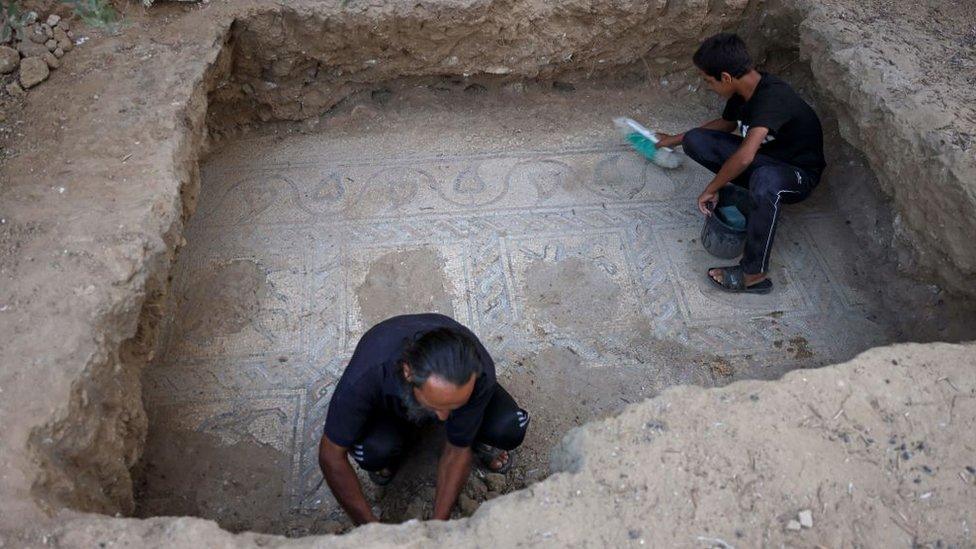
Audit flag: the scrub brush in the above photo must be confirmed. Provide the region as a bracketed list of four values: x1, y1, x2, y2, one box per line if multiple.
[613, 117, 682, 169]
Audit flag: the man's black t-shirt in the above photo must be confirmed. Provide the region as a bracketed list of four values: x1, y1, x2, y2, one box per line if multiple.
[722, 72, 826, 177]
[323, 314, 496, 449]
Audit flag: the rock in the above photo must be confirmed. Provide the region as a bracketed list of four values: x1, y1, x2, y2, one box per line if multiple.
[45, 39, 58, 52]
[485, 491, 500, 500]
[502, 81, 526, 95]
[485, 65, 511, 75]
[317, 519, 343, 534]
[41, 23, 53, 38]
[5, 82, 25, 97]
[458, 493, 479, 515]
[349, 104, 378, 119]
[483, 472, 507, 492]
[404, 498, 426, 520]
[18, 39, 50, 59]
[42, 51, 59, 69]
[27, 24, 47, 44]
[465, 476, 488, 499]
[58, 21, 70, 32]
[47, 14, 61, 27]
[786, 520, 802, 531]
[19, 57, 50, 88]
[798, 509, 813, 528]
[0, 46, 19, 74]
[53, 28, 73, 52]
[53, 48, 64, 59]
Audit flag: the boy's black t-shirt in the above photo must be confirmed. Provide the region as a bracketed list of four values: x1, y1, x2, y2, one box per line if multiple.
[323, 313, 497, 449]
[722, 72, 826, 177]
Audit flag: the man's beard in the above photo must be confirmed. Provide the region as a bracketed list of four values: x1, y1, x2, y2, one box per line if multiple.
[400, 379, 437, 424]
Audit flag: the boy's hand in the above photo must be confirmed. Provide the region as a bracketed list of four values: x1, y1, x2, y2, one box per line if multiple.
[697, 189, 718, 215]
[655, 133, 682, 149]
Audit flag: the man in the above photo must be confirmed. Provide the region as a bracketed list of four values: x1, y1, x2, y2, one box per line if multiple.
[318, 313, 529, 524]
[657, 33, 826, 294]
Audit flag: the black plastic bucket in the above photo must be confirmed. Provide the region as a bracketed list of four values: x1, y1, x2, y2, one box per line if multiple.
[701, 185, 750, 259]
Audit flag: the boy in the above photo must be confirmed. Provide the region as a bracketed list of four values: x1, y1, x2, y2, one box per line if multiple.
[657, 33, 826, 293]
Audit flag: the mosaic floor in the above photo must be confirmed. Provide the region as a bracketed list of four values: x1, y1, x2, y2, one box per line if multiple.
[136, 85, 896, 534]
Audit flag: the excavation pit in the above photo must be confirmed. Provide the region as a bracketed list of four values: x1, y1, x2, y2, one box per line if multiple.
[134, 74, 973, 535]
[3, 0, 976, 546]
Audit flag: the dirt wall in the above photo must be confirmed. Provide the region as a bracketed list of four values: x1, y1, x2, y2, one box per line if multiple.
[47, 342, 976, 548]
[800, 2, 976, 298]
[208, 0, 758, 126]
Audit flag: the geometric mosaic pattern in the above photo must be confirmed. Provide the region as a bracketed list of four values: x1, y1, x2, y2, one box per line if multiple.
[141, 139, 894, 532]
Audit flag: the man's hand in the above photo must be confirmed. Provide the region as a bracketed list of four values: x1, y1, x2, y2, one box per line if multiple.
[655, 132, 683, 149]
[319, 436, 379, 525]
[698, 189, 719, 215]
[431, 442, 473, 520]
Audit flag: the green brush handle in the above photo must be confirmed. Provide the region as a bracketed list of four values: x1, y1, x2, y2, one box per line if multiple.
[626, 132, 661, 161]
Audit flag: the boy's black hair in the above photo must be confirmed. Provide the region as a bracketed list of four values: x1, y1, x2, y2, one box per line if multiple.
[400, 328, 483, 387]
[693, 33, 753, 80]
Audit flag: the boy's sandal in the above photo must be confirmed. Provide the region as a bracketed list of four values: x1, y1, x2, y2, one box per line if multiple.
[708, 265, 774, 295]
[473, 443, 516, 474]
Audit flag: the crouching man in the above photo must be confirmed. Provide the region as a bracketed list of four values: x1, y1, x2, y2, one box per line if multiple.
[318, 313, 529, 524]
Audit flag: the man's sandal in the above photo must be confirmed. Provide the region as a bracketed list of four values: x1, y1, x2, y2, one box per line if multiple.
[707, 265, 773, 295]
[473, 443, 516, 474]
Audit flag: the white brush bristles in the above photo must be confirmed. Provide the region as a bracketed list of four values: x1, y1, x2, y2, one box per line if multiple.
[653, 147, 682, 169]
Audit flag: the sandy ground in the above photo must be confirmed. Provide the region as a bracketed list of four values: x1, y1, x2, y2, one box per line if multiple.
[133, 79, 976, 535]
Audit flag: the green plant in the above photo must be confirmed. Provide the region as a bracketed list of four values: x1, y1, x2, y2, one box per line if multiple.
[64, 0, 120, 32]
[1, 0, 33, 44]
[1, 0, 123, 41]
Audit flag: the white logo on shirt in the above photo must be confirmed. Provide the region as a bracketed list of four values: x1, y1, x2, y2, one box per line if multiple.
[738, 121, 776, 144]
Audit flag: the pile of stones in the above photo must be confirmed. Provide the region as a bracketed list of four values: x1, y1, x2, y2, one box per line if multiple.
[1, 13, 76, 96]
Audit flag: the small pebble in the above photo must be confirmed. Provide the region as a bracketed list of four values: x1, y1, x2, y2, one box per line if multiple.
[5, 81, 25, 97]
[786, 520, 802, 531]
[483, 472, 507, 492]
[798, 509, 813, 528]
[42, 51, 59, 69]
[28, 25, 47, 44]
[47, 14, 61, 27]
[458, 493, 479, 515]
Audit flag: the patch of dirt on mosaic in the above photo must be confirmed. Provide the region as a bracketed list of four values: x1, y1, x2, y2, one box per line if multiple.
[356, 248, 455, 329]
[175, 259, 272, 343]
[134, 428, 290, 534]
[524, 257, 622, 335]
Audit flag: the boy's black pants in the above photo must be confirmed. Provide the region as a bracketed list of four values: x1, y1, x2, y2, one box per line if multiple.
[683, 128, 819, 275]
